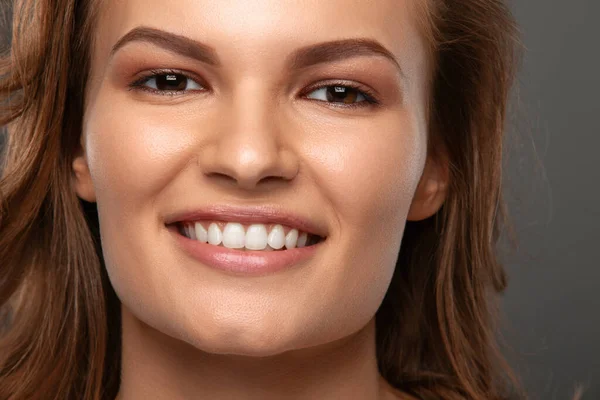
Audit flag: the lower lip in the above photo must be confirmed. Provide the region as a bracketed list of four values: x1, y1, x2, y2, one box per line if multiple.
[167, 225, 324, 276]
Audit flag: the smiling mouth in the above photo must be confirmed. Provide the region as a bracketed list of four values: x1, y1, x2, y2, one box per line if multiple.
[168, 221, 325, 252]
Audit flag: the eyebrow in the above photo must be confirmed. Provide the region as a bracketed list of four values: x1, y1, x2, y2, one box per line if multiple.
[111, 26, 221, 66]
[111, 26, 405, 79]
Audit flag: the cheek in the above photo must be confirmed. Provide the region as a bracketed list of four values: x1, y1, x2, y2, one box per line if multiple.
[82, 94, 196, 292]
[294, 109, 426, 332]
[308, 109, 426, 239]
[83, 96, 195, 210]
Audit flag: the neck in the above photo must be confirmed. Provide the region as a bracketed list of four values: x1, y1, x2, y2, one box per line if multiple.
[116, 305, 403, 400]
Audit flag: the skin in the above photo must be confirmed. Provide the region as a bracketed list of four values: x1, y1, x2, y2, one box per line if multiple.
[72, 0, 449, 399]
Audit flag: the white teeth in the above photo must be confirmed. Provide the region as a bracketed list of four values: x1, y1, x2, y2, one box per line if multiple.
[194, 222, 208, 243]
[285, 229, 298, 249]
[182, 222, 320, 250]
[297, 231, 308, 248]
[207, 223, 223, 245]
[185, 224, 196, 240]
[222, 223, 245, 249]
[189, 224, 197, 240]
[245, 224, 268, 250]
[267, 224, 285, 250]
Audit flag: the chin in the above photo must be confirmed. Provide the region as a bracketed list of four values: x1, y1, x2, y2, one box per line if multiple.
[168, 311, 343, 359]
[178, 327, 305, 358]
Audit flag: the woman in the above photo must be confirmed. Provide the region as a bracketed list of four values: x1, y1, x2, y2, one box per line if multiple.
[0, 0, 552, 399]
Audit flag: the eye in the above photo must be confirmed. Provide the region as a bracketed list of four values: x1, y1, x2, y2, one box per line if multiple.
[304, 84, 378, 107]
[129, 70, 204, 94]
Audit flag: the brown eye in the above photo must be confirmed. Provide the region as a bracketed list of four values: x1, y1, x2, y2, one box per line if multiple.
[155, 74, 187, 90]
[138, 73, 203, 92]
[306, 85, 367, 104]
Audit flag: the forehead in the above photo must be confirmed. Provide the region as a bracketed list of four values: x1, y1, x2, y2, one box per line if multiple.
[93, 0, 428, 71]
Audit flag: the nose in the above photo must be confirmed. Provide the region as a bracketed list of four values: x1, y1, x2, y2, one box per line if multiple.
[198, 84, 299, 191]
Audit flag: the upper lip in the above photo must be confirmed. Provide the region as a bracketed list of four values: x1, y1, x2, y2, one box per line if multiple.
[164, 204, 328, 238]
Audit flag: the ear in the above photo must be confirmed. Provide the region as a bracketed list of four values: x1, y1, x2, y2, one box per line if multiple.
[71, 144, 96, 202]
[406, 150, 450, 221]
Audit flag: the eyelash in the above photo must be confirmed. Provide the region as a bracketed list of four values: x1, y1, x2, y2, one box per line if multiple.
[128, 69, 381, 109]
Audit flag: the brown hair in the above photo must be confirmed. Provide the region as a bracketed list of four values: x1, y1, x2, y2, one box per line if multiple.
[0, 0, 577, 399]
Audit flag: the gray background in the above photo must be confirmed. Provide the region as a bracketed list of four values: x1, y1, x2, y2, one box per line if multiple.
[500, 0, 600, 399]
[0, 1, 598, 399]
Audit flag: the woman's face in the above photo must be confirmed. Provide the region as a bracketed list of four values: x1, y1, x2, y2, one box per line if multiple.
[74, 0, 446, 355]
